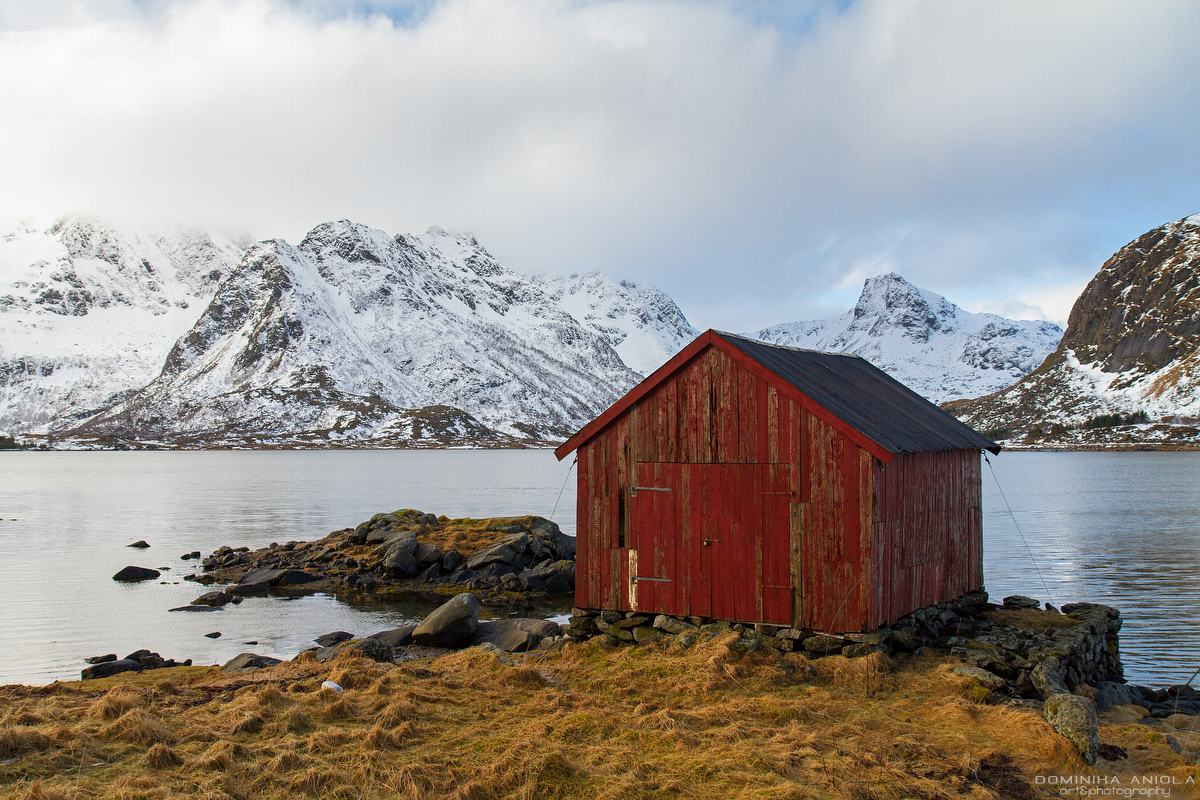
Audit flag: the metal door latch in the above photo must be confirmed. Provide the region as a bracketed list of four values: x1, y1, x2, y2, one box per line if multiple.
[702, 538, 722, 546]
[630, 485, 673, 497]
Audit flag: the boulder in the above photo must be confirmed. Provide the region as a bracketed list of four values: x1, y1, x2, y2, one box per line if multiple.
[84, 654, 117, 665]
[412, 592, 480, 648]
[519, 574, 548, 592]
[544, 573, 573, 594]
[472, 618, 561, 652]
[417, 563, 442, 583]
[802, 635, 847, 653]
[221, 653, 283, 672]
[366, 624, 417, 649]
[953, 665, 1007, 691]
[653, 615, 698, 634]
[1031, 661, 1071, 699]
[127, 540, 150, 549]
[466, 542, 519, 571]
[275, 570, 318, 587]
[378, 531, 419, 578]
[632, 625, 661, 644]
[1002, 595, 1041, 610]
[239, 568, 286, 585]
[314, 638, 394, 664]
[112, 566, 161, 582]
[1094, 681, 1144, 712]
[442, 549, 463, 572]
[81, 658, 143, 680]
[1043, 693, 1100, 765]
[315, 631, 354, 647]
[414, 543, 443, 566]
[842, 643, 884, 658]
[192, 590, 233, 607]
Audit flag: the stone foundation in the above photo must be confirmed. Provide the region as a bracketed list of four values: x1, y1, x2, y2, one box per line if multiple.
[567, 591, 1123, 698]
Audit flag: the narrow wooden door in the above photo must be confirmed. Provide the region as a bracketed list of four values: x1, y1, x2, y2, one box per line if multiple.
[631, 462, 681, 615]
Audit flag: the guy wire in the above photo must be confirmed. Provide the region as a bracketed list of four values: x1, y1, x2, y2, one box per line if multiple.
[984, 452, 1057, 608]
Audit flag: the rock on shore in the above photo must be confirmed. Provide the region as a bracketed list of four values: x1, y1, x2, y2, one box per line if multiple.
[188, 510, 576, 602]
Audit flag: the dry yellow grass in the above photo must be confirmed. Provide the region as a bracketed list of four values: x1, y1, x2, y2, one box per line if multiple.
[0, 634, 1195, 799]
[420, 515, 550, 559]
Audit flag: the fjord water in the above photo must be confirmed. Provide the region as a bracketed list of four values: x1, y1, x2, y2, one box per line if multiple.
[0, 450, 1196, 686]
[0, 450, 579, 685]
[981, 451, 1200, 687]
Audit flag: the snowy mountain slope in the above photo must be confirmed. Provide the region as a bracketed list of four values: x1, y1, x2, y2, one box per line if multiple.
[946, 214, 1200, 445]
[67, 221, 647, 445]
[751, 274, 1063, 403]
[532, 272, 698, 375]
[0, 217, 248, 432]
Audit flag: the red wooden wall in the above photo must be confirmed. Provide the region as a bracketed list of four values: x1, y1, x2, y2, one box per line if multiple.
[573, 343, 984, 632]
[867, 449, 983, 629]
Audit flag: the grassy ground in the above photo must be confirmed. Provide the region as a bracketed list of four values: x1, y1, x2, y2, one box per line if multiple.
[2, 632, 1196, 799]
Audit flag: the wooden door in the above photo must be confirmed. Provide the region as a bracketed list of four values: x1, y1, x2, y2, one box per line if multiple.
[631, 462, 681, 615]
[632, 462, 793, 625]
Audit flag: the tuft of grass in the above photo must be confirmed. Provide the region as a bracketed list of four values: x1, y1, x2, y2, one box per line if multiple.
[143, 742, 183, 769]
[88, 688, 143, 721]
[98, 708, 176, 746]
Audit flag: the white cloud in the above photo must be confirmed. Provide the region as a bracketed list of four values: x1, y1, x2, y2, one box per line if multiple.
[971, 280, 1090, 329]
[1, 0, 1198, 332]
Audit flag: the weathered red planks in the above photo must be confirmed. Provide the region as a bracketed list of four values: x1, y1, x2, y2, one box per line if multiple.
[569, 337, 985, 633]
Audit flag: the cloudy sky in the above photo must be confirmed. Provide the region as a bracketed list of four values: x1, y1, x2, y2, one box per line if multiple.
[2, 0, 1198, 331]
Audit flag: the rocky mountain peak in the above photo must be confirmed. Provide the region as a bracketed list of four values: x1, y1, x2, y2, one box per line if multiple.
[944, 213, 1200, 446]
[1060, 215, 1200, 378]
[752, 274, 1061, 403]
[850, 272, 959, 343]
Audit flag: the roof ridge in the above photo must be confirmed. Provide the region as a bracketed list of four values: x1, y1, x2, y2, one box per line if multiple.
[713, 330, 864, 359]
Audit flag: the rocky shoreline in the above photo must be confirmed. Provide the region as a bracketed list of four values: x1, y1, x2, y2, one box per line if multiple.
[566, 592, 1200, 766]
[126, 509, 580, 604]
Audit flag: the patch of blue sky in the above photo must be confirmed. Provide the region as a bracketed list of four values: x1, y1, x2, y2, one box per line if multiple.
[281, 0, 437, 27]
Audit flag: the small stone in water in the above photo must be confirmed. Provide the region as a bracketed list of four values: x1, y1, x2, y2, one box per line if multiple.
[205, 632, 221, 639]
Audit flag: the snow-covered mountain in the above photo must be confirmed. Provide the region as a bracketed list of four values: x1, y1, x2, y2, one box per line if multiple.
[946, 214, 1200, 446]
[0, 217, 249, 432]
[533, 272, 697, 375]
[751, 274, 1063, 403]
[57, 221, 685, 445]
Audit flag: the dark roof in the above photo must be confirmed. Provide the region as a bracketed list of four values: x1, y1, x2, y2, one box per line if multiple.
[717, 332, 1000, 455]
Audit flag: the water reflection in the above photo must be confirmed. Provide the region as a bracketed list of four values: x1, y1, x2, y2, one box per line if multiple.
[982, 451, 1200, 686]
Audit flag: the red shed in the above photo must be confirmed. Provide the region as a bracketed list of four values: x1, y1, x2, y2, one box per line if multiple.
[554, 330, 1000, 633]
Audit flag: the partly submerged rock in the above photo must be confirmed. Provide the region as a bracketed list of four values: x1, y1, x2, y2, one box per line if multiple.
[127, 540, 150, 549]
[112, 566, 161, 582]
[82, 658, 143, 680]
[191, 590, 233, 607]
[314, 631, 354, 647]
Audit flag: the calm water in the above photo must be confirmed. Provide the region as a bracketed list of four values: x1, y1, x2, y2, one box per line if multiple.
[981, 451, 1200, 688]
[0, 449, 1196, 686]
[0, 450, 578, 685]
